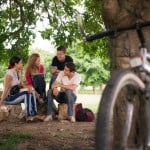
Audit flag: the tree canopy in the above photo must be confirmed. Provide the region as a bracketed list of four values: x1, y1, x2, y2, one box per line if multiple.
[0, 0, 108, 62]
[0, 0, 110, 87]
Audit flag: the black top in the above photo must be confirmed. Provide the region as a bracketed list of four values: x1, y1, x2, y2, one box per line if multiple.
[51, 55, 73, 70]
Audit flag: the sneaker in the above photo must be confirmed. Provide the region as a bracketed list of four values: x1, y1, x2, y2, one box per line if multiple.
[44, 115, 53, 122]
[68, 116, 76, 123]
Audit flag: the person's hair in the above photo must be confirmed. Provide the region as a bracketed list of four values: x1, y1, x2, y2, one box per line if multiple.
[57, 45, 66, 53]
[65, 62, 76, 72]
[8, 56, 21, 69]
[25, 53, 40, 74]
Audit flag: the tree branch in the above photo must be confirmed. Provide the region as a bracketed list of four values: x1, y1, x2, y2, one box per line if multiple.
[42, 0, 53, 24]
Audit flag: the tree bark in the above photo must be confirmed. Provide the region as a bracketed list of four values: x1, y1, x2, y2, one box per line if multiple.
[102, 0, 150, 72]
[101, 0, 150, 148]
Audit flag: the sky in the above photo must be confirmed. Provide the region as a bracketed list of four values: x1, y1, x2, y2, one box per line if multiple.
[30, 17, 55, 53]
[30, 33, 55, 53]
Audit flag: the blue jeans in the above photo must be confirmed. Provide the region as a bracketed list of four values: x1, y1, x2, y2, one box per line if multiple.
[4, 91, 37, 117]
[46, 89, 77, 116]
[31, 74, 46, 99]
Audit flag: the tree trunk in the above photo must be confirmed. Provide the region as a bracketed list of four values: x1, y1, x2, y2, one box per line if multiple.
[101, 0, 150, 147]
[102, 0, 150, 72]
[93, 86, 96, 94]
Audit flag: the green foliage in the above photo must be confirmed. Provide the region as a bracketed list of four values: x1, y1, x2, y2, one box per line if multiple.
[40, 0, 82, 46]
[29, 45, 110, 88]
[0, 65, 7, 82]
[0, 0, 110, 89]
[0, 0, 37, 62]
[0, 0, 108, 62]
[68, 42, 110, 87]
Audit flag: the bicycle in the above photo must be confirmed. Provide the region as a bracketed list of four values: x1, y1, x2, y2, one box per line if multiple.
[77, 16, 150, 150]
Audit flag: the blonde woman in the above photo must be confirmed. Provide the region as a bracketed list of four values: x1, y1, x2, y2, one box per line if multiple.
[25, 53, 46, 104]
[0, 56, 38, 121]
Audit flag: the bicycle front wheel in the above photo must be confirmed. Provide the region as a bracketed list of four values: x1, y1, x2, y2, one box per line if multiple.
[96, 70, 145, 150]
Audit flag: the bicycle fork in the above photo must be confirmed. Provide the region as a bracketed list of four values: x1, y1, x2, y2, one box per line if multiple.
[121, 84, 150, 150]
[121, 87, 138, 149]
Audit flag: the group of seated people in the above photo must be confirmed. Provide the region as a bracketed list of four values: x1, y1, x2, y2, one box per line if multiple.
[0, 46, 81, 123]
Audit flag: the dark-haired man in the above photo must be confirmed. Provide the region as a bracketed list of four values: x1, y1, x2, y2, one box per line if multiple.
[49, 46, 73, 88]
[45, 62, 81, 123]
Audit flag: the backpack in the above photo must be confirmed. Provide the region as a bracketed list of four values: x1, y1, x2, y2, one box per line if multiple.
[75, 103, 95, 122]
[10, 84, 21, 95]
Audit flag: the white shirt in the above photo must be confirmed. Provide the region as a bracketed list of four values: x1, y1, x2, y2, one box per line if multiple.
[6, 69, 21, 87]
[56, 71, 81, 94]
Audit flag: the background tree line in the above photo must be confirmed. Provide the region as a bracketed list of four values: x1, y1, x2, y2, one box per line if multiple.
[0, 45, 110, 93]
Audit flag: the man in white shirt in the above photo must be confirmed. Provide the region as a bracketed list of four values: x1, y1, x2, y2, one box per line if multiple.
[45, 62, 81, 122]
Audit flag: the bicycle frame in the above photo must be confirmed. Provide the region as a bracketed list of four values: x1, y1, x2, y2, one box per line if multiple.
[133, 28, 150, 148]
[78, 19, 150, 149]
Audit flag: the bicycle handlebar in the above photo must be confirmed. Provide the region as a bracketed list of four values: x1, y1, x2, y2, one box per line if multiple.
[86, 30, 115, 41]
[84, 21, 150, 42]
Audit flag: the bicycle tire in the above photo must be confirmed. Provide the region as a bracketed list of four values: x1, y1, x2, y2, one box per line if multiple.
[95, 69, 145, 150]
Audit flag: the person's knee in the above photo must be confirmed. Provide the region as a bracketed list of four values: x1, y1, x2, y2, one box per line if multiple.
[65, 90, 72, 95]
[65, 90, 75, 103]
[47, 89, 54, 104]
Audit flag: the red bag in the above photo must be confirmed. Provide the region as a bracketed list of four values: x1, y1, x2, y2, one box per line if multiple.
[75, 103, 83, 116]
[75, 103, 95, 122]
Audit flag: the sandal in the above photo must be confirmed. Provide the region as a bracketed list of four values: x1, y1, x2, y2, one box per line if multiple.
[34, 115, 46, 121]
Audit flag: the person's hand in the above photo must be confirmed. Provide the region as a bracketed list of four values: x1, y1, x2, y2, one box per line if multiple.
[35, 91, 40, 99]
[52, 85, 58, 90]
[51, 66, 58, 74]
[54, 82, 61, 88]
[27, 85, 33, 93]
[55, 69, 60, 75]
[53, 88, 59, 96]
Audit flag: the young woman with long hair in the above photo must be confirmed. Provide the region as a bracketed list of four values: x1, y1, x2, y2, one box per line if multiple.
[25, 53, 46, 104]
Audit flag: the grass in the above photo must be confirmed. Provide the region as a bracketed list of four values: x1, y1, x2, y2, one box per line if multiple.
[78, 89, 101, 95]
[0, 133, 33, 150]
[83, 102, 99, 113]
[77, 94, 101, 113]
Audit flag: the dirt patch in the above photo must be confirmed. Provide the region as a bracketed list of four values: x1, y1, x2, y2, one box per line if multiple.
[0, 117, 95, 150]
[0, 93, 98, 150]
